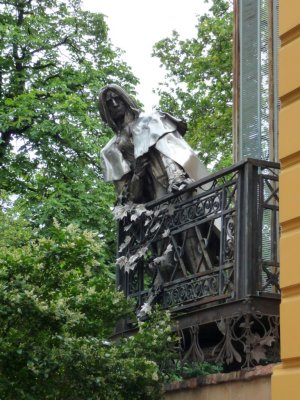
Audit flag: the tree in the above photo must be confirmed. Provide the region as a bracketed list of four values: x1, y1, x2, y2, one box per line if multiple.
[0, 0, 138, 254]
[152, 0, 233, 170]
[0, 213, 175, 399]
[0, 2, 178, 398]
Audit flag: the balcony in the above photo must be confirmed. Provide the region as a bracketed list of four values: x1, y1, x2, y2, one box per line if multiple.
[116, 158, 280, 368]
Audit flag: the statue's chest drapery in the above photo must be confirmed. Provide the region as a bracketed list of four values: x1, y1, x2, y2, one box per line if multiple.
[115, 126, 135, 168]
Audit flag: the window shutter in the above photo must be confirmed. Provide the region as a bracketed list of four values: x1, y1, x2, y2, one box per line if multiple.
[238, 0, 278, 162]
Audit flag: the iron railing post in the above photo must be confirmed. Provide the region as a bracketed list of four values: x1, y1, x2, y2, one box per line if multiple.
[234, 163, 244, 299]
[240, 160, 260, 298]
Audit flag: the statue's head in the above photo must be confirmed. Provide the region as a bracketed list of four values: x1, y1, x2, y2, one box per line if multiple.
[98, 84, 140, 132]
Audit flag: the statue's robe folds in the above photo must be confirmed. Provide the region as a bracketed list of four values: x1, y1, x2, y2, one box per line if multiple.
[101, 111, 208, 202]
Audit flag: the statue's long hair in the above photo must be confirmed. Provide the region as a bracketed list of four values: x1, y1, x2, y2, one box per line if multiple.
[98, 84, 140, 132]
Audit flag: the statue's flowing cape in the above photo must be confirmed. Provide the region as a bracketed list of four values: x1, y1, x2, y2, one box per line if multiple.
[101, 111, 208, 182]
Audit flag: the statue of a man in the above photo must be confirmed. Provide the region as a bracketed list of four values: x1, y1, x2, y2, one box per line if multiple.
[99, 84, 208, 204]
[99, 84, 220, 313]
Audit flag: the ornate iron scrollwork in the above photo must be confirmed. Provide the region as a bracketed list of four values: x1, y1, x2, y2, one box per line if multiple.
[163, 274, 219, 308]
[116, 159, 280, 369]
[213, 312, 280, 368]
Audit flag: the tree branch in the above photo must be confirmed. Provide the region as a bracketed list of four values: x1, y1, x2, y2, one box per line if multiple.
[0, 166, 38, 193]
[0, 131, 12, 159]
[29, 36, 69, 56]
[26, 62, 56, 70]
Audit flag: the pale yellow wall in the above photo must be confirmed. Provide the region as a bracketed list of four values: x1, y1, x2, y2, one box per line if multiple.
[165, 376, 271, 400]
[272, 1, 300, 399]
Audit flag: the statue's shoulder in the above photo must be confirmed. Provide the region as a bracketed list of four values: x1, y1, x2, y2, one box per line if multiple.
[132, 110, 160, 123]
[135, 110, 187, 136]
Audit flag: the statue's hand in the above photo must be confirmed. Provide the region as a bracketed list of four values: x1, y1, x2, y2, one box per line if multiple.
[168, 177, 194, 193]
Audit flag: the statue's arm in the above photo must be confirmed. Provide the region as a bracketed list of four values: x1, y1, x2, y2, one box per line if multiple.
[128, 154, 149, 200]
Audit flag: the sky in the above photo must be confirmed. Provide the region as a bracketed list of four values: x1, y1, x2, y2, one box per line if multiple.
[82, 0, 209, 112]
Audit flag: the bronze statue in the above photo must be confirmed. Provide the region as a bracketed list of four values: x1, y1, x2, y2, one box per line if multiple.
[99, 84, 209, 204]
[99, 84, 219, 315]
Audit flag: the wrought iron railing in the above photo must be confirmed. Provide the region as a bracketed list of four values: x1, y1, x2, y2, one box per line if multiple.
[117, 158, 279, 308]
[116, 158, 280, 368]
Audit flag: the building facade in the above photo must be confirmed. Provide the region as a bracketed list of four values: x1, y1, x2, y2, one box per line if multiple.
[272, 1, 300, 398]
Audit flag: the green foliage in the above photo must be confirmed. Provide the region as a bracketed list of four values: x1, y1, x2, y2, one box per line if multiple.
[0, 1, 231, 397]
[0, 197, 32, 249]
[0, 2, 180, 396]
[152, 0, 233, 170]
[167, 361, 223, 382]
[0, 0, 138, 253]
[0, 216, 176, 399]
